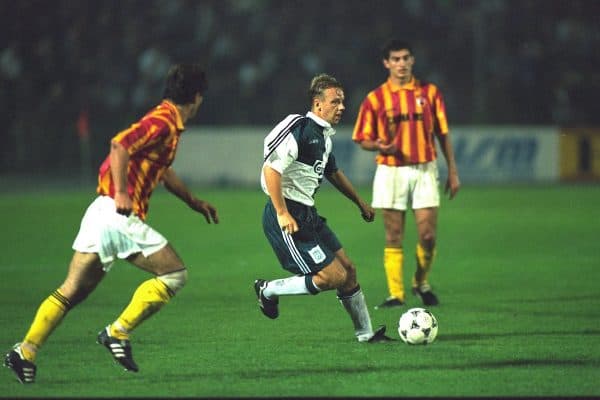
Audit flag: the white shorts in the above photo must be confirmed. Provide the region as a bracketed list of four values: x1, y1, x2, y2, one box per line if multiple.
[371, 161, 440, 210]
[72, 196, 168, 271]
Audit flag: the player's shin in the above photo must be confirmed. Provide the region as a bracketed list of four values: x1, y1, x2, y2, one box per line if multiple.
[413, 243, 435, 286]
[110, 270, 187, 339]
[263, 275, 318, 297]
[337, 285, 374, 342]
[22, 290, 72, 361]
[384, 247, 404, 299]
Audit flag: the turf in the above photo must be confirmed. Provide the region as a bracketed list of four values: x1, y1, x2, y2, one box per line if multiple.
[1, 185, 599, 397]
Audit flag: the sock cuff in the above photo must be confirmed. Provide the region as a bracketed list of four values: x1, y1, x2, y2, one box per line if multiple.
[157, 269, 187, 295]
[337, 284, 361, 300]
[305, 275, 321, 295]
[385, 247, 403, 255]
[152, 277, 175, 299]
[51, 289, 72, 310]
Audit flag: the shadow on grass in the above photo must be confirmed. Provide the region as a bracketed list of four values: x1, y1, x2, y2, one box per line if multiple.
[235, 358, 600, 378]
[38, 356, 600, 387]
[464, 359, 600, 369]
[503, 294, 600, 303]
[442, 329, 600, 341]
[153, 358, 600, 382]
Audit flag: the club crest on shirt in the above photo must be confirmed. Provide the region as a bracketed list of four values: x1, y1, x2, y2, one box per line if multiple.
[313, 160, 324, 177]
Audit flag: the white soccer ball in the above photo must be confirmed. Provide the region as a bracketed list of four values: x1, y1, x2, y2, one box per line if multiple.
[398, 307, 438, 345]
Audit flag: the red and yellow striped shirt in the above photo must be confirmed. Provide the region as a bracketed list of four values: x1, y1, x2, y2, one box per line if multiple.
[352, 78, 449, 166]
[97, 100, 184, 220]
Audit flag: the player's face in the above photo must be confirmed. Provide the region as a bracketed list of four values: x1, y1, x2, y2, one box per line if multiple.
[314, 87, 345, 125]
[383, 49, 414, 83]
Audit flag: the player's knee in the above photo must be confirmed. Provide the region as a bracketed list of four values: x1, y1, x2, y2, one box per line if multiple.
[157, 268, 188, 294]
[342, 262, 357, 284]
[331, 268, 348, 290]
[314, 267, 346, 291]
[385, 224, 403, 242]
[420, 233, 436, 248]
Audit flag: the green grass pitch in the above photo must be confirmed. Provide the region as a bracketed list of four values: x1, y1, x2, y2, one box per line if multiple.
[1, 184, 599, 397]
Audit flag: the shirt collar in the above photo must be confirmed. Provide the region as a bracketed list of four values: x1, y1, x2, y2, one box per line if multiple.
[386, 77, 417, 91]
[306, 111, 336, 137]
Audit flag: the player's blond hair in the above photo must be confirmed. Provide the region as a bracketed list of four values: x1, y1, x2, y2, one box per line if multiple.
[308, 73, 343, 106]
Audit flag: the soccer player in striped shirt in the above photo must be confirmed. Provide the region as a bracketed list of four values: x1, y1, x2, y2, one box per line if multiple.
[352, 39, 460, 309]
[255, 73, 393, 343]
[4, 63, 219, 383]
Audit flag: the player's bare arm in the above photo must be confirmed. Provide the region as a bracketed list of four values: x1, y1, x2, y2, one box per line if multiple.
[161, 167, 219, 224]
[109, 141, 133, 215]
[436, 134, 460, 199]
[263, 165, 298, 233]
[326, 170, 375, 222]
[358, 138, 397, 155]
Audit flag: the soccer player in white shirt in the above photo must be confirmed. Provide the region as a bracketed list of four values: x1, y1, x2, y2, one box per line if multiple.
[255, 73, 393, 343]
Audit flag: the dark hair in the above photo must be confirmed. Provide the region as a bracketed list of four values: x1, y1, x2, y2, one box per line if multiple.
[382, 39, 413, 60]
[162, 63, 208, 104]
[308, 73, 343, 105]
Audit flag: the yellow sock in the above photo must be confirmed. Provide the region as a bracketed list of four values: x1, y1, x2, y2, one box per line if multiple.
[414, 243, 436, 287]
[22, 290, 72, 362]
[110, 278, 173, 339]
[384, 247, 404, 300]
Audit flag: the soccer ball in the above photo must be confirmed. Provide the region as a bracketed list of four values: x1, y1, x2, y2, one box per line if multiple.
[398, 307, 438, 345]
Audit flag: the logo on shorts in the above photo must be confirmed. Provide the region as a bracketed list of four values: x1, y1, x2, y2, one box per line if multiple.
[308, 245, 326, 263]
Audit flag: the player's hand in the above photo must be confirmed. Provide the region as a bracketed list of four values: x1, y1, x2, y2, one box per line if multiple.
[376, 139, 397, 155]
[189, 199, 219, 224]
[359, 201, 375, 222]
[114, 191, 133, 216]
[445, 172, 461, 200]
[277, 212, 299, 234]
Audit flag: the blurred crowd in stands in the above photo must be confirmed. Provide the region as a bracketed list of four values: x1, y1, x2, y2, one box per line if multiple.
[1, 0, 599, 173]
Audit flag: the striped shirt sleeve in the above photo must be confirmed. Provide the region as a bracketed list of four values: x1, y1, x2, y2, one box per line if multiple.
[352, 95, 378, 142]
[431, 86, 449, 135]
[263, 114, 303, 173]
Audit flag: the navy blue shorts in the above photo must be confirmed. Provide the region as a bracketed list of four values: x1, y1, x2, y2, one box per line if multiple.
[262, 198, 342, 275]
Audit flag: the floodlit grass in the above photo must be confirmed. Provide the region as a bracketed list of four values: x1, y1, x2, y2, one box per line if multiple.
[1, 185, 599, 397]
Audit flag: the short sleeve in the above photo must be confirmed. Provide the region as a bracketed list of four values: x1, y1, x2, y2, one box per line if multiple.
[264, 133, 298, 174]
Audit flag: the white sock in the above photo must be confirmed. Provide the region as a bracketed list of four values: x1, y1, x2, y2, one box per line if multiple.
[338, 288, 373, 342]
[263, 276, 314, 297]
